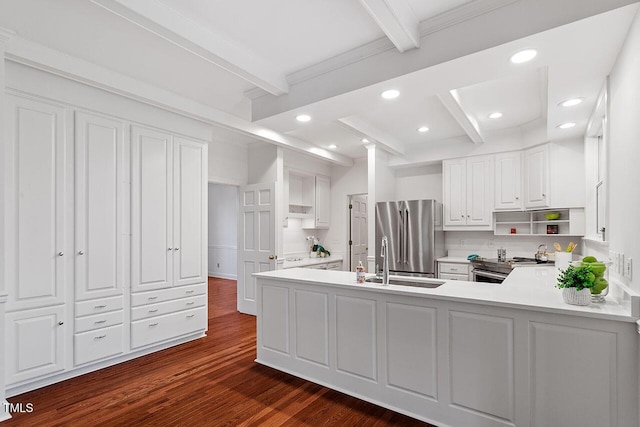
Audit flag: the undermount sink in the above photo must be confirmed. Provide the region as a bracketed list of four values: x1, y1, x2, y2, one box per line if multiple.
[365, 277, 445, 288]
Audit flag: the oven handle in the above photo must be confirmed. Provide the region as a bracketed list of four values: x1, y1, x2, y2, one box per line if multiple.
[473, 269, 509, 281]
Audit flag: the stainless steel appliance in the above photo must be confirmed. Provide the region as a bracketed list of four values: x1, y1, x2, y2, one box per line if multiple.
[375, 199, 445, 278]
[470, 257, 541, 283]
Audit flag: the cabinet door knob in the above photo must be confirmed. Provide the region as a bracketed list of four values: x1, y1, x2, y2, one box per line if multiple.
[467, 215, 470, 218]
[58, 321, 64, 325]
[168, 247, 173, 251]
[542, 193, 546, 197]
[268, 255, 275, 260]
[78, 250, 84, 255]
[515, 196, 519, 200]
[58, 252, 64, 257]
[461, 215, 464, 218]
[174, 247, 180, 251]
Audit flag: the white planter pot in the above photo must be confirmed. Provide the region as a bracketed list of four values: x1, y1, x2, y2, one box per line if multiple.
[562, 288, 592, 306]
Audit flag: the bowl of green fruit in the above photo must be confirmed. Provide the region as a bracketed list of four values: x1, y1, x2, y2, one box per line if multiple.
[580, 256, 609, 303]
[545, 212, 560, 220]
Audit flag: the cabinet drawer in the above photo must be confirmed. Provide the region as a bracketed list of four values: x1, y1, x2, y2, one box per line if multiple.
[303, 264, 326, 270]
[131, 295, 207, 321]
[326, 261, 343, 270]
[439, 272, 470, 281]
[131, 283, 206, 307]
[131, 307, 207, 349]
[75, 295, 124, 317]
[438, 263, 470, 274]
[74, 325, 124, 366]
[75, 310, 123, 333]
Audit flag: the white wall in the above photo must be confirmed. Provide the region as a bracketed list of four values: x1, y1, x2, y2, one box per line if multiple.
[208, 183, 238, 279]
[607, 7, 640, 291]
[395, 164, 443, 202]
[549, 138, 586, 208]
[248, 143, 278, 184]
[208, 138, 248, 186]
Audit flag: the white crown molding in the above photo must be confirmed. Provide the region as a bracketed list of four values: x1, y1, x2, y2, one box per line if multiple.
[0, 27, 16, 44]
[286, 37, 396, 87]
[5, 36, 352, 167]
[281, 0, 517, 90]
[90, 0, 288, 96]
[358, 0, 420, 52]
[244, 86, 269, 101]
[418, 0, 519, 36]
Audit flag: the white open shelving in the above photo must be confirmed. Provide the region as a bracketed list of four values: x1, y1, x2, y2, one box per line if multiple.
[494, 208, 585, 236]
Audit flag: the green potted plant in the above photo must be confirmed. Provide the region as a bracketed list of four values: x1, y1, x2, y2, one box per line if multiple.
[556, 263, 595, 306]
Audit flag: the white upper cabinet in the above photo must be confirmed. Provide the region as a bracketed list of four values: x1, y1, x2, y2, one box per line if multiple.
[74, 112, 127, 301]
[5, 95, 69, 311]
[444, 155, 493, 230]
[314, 175, 331, 229]
[131, 126, 174, 292]
[494, 151, 522, 211]
[524, 145, 550, 209]
[131, 127, 208, 292]
[173, 137, 208, 287]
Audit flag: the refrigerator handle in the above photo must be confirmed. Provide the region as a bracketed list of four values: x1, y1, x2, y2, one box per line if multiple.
[398, 210, 403, 262]
[404, 209, 408, 264]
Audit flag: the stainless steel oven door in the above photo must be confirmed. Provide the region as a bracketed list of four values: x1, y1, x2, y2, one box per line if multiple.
[472, 269, 508, 284]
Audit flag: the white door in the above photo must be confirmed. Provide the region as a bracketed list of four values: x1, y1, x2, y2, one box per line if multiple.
[131, 126, 173, 292]
[173, 137, 208, 287]
[443, 159, 466, 226]
[238, 183, 276, 315]
[350, 195, 368, 271]
[5, 95, 69, 311]
[524, 145, 550, 208]
[494, 151, 522, 210]
[5, 305, 66, 384]
[466, 155, 493, 226]
[75, 112, 126, 301]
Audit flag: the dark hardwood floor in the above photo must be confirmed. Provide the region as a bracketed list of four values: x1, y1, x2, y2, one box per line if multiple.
[4, 277, 432, 426]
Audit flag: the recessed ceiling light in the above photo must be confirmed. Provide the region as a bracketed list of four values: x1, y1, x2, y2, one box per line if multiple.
[361, 138, 370, 143]
[557, 122, 576, 129]
[510, 49, 537, 64]
[296, 114, 311, 122]
[381, 89, 400, 100]
[328, 144, 337, 149]
[489, 112, 503, 119]
[560, 98, 583, 107]
[417, 126, 429, 133]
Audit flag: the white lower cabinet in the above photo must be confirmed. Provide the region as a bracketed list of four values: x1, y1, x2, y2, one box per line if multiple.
[5, 306, 66, 385]
[74, 325, 124, 366]
[131, 307, 207, 349]
[438, 261, 472, 281]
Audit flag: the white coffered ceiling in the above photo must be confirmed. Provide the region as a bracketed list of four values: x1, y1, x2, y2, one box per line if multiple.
[0, 0, 638, 165]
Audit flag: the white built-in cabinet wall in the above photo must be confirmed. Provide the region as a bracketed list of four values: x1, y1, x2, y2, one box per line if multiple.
[4, 92, 208, 395]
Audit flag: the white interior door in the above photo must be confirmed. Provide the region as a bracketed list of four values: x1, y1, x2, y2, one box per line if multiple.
[238, 183, 276, 315]
[350, 195, 368, 272]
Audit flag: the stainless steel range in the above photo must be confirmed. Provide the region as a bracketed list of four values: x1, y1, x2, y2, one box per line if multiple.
[470, 257, 542, 283]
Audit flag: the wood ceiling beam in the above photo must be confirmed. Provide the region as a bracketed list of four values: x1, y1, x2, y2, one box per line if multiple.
[338, 116, 405, 156]
[91, 0, 289, 96]
[358, 0, 420, 52]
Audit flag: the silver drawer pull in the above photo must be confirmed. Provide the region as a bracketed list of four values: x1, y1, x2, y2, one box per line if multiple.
[450, 268, 458, 271]
[149, 322, 159, 327]
[185, 290, 194, 294]
[148, 309, 158, 313]
[94, 320, 107, 324]
[186, 314, 195, 318]
[94, 335, 106, 340]
[186, 302, 195, 306]
[148, 296, 158, 300]
[94, 305, 107, 309]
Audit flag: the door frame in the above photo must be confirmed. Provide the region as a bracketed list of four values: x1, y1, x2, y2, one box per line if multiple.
[346, 193, 368, 272]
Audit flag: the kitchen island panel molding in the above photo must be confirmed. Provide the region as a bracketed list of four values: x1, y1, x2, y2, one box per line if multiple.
[449, 311, 515, 423]
[529, 321, 618, 427]
[294, 289, 329, 366]
[385, 302, 437, 399]
[261, 285, 290, 355]
[255, 271, 638, 426]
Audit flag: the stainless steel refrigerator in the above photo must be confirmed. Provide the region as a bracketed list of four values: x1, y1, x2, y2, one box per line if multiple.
[375, 199, 445, 278]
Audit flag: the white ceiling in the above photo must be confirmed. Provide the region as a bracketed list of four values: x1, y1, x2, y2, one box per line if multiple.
[0, 0, 638, 165]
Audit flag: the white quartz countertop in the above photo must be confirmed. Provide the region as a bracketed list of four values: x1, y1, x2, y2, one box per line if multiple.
[282, 255, 343, 269]
[255, 266, 635, 322]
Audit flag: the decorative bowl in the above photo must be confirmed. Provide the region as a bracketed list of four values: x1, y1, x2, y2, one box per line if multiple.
[545, 212, 560, 220]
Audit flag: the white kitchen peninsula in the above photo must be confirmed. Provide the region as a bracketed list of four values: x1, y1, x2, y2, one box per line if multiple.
[254, 268, 639, 427]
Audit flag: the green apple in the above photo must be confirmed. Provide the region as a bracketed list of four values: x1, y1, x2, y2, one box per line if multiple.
[591, 277, 608, 294]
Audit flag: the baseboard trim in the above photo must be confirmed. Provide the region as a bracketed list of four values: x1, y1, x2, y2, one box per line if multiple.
[208, 273, 237, 280]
